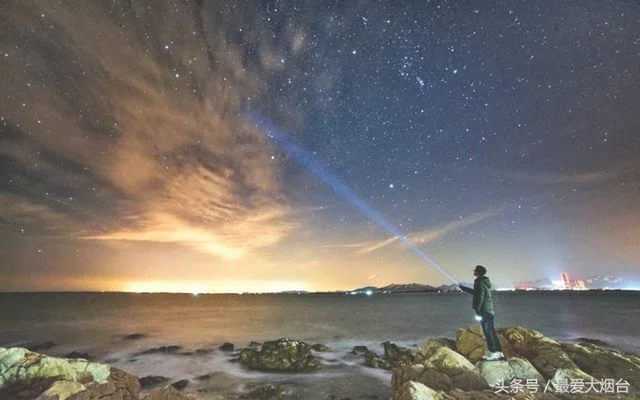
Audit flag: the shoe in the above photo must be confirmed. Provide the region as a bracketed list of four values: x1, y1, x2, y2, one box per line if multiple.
[482, 352, 505, 361]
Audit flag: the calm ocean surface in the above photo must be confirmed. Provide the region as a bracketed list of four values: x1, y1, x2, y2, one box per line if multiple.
[1, 291, 639, 399]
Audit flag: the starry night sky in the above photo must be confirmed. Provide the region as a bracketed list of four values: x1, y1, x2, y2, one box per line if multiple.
[1, 0, 639, 292]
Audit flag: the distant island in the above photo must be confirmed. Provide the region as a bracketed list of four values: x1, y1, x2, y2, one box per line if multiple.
[344, 275, 640, 295]
[346, 283, 460, 295]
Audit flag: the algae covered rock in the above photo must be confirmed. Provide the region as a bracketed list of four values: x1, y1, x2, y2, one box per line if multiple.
[395, 381, 444, 400]
[0, 347, 110, 386]
[391, 338, 486, 394]
[455, 325, 488, 363]
[64, 367, 140, 400]
[383, 341, 416, 369]
[475, 357, 545, 388]
[456, 325, 514, 363]
[239, 338, 320, 372]
[365, 350, 389, 369]
[0, 347, 140, 400]
[393, 326, 640, 400]
[239, 383, 285, 399]
[364, 341, 415, 370]
[498, 327, 581, 379]
[560, 342, 640, 394]
[38, 381, 86, 400]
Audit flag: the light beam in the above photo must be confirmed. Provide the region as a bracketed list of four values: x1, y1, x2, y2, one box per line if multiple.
[246, 111, 459, 285]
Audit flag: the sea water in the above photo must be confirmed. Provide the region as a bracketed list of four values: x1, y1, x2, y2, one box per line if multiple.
[1, 291, 639, 399]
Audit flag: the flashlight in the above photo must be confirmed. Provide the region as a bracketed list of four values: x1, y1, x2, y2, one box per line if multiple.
[474, 315, 483, 322]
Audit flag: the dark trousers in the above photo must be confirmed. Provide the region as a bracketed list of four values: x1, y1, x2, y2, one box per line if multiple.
[480, 312, 502, 352]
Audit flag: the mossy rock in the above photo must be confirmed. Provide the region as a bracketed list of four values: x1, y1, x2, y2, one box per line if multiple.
[239, 339, 320, 372]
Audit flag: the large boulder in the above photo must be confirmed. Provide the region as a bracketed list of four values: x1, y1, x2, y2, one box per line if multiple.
[414, 338, 457, 363]
[364, 350, 389, 369]
[59, 368, 140, 400]
[0, 347, 110, 386]
[393, 381, 554, 400]
[35, 381, 86, 400]
[548, 367, 596, 395]
[497, 327, 580, 379]
[457, 325, 578, 376]
[455, 325, 488, 363]
[394, 327, 640, 400]
[0, 348, 140, 400]
[456, 325, 512, 363]
[239, 338, 320, 372]
[383, 341, 416, 369]
[391, 339, 486, 395]
[475, 357, 545, 388]
[140, 375, 171, 389]
[395, 381, 443, 400]
[364, 342, 415, 370]
[560, 342, 640, 395]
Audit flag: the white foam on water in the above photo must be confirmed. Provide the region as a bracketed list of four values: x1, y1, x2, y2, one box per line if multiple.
[104, 345, 354, 384]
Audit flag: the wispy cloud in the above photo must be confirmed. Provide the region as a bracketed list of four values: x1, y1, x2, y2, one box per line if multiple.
[352, 209, 503, 254]
[0, 2, 302, 259]
[498, 164, 640, 186]
[501, 171, 612, 185]
[356, 236, 401, 254]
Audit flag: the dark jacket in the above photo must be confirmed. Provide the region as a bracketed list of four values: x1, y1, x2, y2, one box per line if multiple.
[460, 276, 495, 315]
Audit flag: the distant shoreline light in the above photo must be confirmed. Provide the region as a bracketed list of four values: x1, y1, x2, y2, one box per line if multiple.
[122, 280, 310, 295]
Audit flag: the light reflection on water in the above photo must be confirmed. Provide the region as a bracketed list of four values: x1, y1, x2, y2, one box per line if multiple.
[1, 291, 639, 351]
[1, 291, 638, 398]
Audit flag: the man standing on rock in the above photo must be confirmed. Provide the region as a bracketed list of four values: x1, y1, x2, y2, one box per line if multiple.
[459, 265, 505, 361]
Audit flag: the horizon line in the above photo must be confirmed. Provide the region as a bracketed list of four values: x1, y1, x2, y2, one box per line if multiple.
[1, 287, 639, 295]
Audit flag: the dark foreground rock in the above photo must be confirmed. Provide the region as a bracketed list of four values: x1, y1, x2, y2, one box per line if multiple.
[311, 343, 329, 352]
[123, 333, 147, 340]
[383, 341, 415, 368]
[135, 345, 183, 356]
[363, 341, 415, 370]
[352, 345, 369, 354]
[239, 384, 285, 399]
[364, 350, 389, 369]
[0, 347, 202, 399]
[576, 337, 610, 347]
[171, 379, 189, 390]
[140, 376, 170, 389]
[219, 342, 234, 351]
[239, 338, 320, 372]
[0, 346, 141, 399]
[65, 351, 93, 360]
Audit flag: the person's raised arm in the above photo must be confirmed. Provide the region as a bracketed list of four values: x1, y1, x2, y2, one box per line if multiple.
[458, 284, 474, 295]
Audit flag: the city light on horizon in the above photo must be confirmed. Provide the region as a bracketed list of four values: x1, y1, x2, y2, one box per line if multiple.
[122, 280, 312, 295]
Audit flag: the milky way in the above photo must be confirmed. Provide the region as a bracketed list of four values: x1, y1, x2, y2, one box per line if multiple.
[1, 0, 639, 292]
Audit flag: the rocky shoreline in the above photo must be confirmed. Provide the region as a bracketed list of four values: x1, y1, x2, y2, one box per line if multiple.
[1, 325, 638, 399]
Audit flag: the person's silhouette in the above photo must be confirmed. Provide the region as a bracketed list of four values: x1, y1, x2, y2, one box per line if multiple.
[459, 265, 504, 361]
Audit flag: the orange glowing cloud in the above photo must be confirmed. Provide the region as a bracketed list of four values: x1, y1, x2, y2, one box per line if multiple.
[1, 2, 299, 261]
